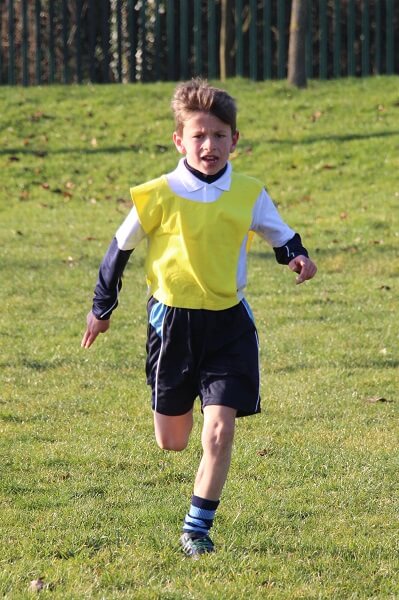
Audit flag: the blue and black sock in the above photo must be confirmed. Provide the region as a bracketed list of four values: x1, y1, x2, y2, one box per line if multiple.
[183, 495, 220, 538]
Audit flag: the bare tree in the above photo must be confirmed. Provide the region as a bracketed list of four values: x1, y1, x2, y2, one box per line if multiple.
[288, 0, 308, 88]
[219, 0, 234, 81]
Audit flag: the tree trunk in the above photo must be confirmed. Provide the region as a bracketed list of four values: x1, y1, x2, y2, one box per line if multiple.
[219, 0, 234, 81]
[288, 0, 308, 88]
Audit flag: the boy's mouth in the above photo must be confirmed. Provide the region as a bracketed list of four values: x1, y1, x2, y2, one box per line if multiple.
[201, 155, 219, 164]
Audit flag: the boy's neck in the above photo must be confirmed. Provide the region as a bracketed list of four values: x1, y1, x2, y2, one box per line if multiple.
[184, 159, 228, 184]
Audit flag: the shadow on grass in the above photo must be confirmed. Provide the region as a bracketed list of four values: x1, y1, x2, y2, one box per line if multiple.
[272, 357, 399, 374]
[2, 129, 399, 158]
[266, 130, 399, 145]
[19, 358, 69, 371]
[2, 144, 170, 157]
[0, 413, 50, 423]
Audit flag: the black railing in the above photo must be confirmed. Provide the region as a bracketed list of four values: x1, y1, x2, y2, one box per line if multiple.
[1, 0, 398, 86]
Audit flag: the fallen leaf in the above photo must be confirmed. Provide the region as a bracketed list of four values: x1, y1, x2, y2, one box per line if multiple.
[91, 137, 98, 147]
[365, 396, 393, 403]
[41, 183, 50, 190]
[63, 256, 78, 267]
[29, 578, 45, 592]
[311, 110, 323, 121]
[31, 111, 44, 121]
[257, 448, 274, 457]
[30, 112, 53, 122]
[340, 212, 348, 220]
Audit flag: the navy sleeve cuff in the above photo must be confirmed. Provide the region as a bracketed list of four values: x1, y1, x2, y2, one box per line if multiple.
[273, 233, 309, 265]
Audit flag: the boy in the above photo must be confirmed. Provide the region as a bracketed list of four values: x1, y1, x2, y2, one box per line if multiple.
[81, 79, 317, 558]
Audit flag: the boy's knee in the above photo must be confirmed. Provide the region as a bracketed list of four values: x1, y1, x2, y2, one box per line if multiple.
[156, 435, 188, 452]
[203, 420, 235, 455]
[153, 410, 193, 452]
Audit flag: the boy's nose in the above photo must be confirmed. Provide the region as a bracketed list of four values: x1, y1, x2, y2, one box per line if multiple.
[202, 136, 214, 150]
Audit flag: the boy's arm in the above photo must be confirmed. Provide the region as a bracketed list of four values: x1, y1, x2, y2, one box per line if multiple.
[81, 238, 133, 349]
[92, 237, 133, 321]
[273, 233, 317, 283]
[81, 207, 145, 348]
[251, 189, 317, 283]
[273, 232, 308, 264]
[273, 234, 317, 284]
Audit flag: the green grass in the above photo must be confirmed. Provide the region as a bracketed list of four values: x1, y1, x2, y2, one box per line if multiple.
[1, 77, 398, 599]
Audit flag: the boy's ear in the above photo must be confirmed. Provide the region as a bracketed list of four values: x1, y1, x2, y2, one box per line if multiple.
[173, 131, 185, 154]
[230, 130, 239, 152]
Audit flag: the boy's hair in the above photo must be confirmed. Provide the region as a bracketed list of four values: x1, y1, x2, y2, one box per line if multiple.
[171, 78, 237, 134]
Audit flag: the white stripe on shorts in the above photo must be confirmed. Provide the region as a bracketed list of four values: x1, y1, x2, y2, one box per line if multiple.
[254, 328, 261, 413]
[154, 308, 168, 413]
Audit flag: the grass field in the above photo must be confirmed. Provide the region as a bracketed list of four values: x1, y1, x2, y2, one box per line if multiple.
[0, 77, 398, 599]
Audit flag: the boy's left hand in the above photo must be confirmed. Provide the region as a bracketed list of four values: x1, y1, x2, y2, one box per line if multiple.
[81, 311, 110, 348]
[288, 255, 317, 284]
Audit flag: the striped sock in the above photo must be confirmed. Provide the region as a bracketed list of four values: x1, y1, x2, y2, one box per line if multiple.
[183, 495, 220, 537]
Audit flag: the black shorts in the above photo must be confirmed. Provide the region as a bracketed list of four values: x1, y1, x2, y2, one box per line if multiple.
[145, 297, 261, 418]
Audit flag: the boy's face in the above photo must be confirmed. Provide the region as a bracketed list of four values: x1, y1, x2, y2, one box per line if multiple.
[173, 112, 239, 176]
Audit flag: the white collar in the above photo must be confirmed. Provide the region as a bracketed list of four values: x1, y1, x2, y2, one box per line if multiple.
[171, 158, 232, 192]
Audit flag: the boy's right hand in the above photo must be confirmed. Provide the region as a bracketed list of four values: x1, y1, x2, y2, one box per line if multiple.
[81, 311, 110, 349]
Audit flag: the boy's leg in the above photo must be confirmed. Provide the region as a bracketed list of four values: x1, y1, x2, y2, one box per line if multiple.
[153, 409, 193, 451]
[181, 405, 236, 556]
[194, 405, 236, 500]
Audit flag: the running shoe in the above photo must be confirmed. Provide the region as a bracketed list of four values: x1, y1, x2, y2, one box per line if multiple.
[180, 532, 215, 558]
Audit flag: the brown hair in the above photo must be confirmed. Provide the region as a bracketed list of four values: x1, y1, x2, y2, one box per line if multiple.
[171, 78, 237, 134]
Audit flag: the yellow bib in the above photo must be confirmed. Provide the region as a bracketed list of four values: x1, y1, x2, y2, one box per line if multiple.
[130, 173, 263, 310]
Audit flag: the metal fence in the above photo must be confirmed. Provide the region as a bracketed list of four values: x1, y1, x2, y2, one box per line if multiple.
[1, 0, 398, 86]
